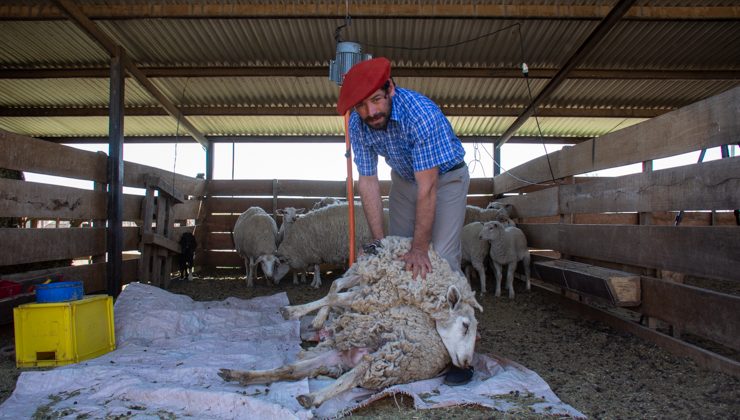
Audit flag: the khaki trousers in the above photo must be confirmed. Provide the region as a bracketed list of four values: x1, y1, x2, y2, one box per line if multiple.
[389, 165, 470, 273]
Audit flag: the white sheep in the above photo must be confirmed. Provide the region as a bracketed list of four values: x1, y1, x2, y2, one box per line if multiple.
[478, 221, 531, 299]
[277, 202, 381, 289]
[461, 222, 490, 294]
[219, 305, 449, 408]
[486, 201, 515, 218]
[312, 196, 342, 210]
[232, 207, 280, 287]
[464, 205, 516, 227]
[221, 236, 481, 408]
[281, 236, 482, 366]
[276, 206, 304, 244]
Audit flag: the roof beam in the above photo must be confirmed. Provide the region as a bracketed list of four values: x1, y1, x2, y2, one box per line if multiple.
[2, 67, 738, 81]
[0, 105, 665, 119]
[50, 0, 209, 149]
[1, 4, 737, 20]
[39, 135, 590, 145]
[496, 0, 637, 148]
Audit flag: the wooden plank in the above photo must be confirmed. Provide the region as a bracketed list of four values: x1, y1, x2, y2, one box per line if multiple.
[144, 174, 185, 203]
[499, 188, 558, 219]
[124, 160, 205, 196]
[141, 232, 181, 254]
[494, 87, 740, 194]
[0, 129, 107, 182]
[640, 276, 740, 351]
[205, 232, 235, 250]
[172, 199, 201, 220]
[0, 178, 105, 219]
[205, 250, 243, 267]
[207, 179, 275, 196]
[534, 259, 641, 306]
[519, 224, 740, 281]
[0, 227, 140, 266]
[573, 213, 638, 225]
[537, 281, 740, 378]
[562, 157, 740, 214]
[123, 194, 143, 222]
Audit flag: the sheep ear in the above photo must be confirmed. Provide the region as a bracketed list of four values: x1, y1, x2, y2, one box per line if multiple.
[297, 208, 305, 214]
[447, 285, 462, 310]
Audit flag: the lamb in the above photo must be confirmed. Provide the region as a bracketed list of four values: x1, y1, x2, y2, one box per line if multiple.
[461, 222, 489, 294]
[486, 201, 516, 218]
[277, 202, 382, 288]
[464, 205, 516, 227]
[220, 305, 449, 408]
[276, 206, 304, 244]
[220, 236, 481, 408]
[478, 220, 531, 299]
[232, 207, 280, 287]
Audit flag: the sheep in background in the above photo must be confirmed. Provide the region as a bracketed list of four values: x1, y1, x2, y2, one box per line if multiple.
[486, 201, 516, 218]
[312, 197, 342, 210]
[464, 205, 516, 227]
[232, 207, 280, 287]
[276, 207, 304, 244]
[479, 220, 530, 299]
[460, 222, 489, 294]
[277, 202, 386, 288]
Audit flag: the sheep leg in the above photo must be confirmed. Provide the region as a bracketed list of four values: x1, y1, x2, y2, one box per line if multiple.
[281, 289, 359, 320]
[522, 253, 531, 291]
[297, 358, 370, 408]
[473, 261, 487, 294]
[292, 271, 299, 285]
[245, 257, 254, 287]
[492, 262, 503, 297]
[505, 263, 515, 299]
[219, 349, 345, 386]
[310, 264, 322, 289]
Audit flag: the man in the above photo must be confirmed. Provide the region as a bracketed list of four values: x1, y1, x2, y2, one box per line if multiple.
[337, 57, 470, 279]
[337, 57, 473, 385]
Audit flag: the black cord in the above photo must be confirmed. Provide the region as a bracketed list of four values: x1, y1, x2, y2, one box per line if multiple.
[364, 23, 522, 51]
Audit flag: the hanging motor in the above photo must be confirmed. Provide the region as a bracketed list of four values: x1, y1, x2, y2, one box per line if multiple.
[328, 15, 372, 86]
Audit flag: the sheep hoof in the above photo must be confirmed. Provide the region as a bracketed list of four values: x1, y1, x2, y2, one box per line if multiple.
[218, 368, 235, 382]
[297, 394, 315, 408]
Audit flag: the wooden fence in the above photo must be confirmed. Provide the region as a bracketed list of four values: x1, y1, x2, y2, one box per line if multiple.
[494, 86, 740, 369]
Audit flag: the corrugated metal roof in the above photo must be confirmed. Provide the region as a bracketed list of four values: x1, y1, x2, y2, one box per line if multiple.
[0, 1, 737, 141]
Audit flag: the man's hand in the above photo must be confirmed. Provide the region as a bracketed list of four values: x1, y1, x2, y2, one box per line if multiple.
[402, 247, 432, 280]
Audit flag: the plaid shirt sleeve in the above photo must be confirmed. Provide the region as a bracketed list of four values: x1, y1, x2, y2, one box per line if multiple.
[408, 97, 460, 173]
[349, 113, 378, 176]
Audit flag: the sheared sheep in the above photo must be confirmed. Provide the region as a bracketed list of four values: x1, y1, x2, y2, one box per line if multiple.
[220, 236, 481, 408]
[464, 205, 516, 227]
[219, 305, 449, 408]
[232, 207, 280, 287]
[277, 202, 382, 288]
[479, 221, 531, 298]
[461, 222, 489, 294]
[281, 236, 482, 367]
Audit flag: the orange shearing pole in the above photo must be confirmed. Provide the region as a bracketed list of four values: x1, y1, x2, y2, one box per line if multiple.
[344, 111, 356, 264]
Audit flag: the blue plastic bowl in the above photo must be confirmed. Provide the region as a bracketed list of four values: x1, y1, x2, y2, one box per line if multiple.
[35, 281, 84, 303]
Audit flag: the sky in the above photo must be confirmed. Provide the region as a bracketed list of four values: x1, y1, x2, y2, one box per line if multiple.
[23, 140, 736, 193]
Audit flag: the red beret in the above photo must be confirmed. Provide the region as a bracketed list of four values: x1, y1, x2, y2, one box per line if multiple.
[336, 57, 391, 115]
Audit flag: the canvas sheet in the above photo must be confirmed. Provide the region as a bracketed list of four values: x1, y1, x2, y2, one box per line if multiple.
[0, 283, 584, 419]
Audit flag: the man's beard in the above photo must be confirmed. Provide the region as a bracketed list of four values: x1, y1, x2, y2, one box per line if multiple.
[363, 112, 389, 130]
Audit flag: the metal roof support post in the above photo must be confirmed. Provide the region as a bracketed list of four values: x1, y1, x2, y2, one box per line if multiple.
[107, 48, 125, 298]
[494, 145, 501, 177]
[206, 141, 215, 180]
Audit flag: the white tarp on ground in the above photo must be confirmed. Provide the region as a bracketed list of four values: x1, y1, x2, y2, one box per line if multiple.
[0, 283, 584, 419]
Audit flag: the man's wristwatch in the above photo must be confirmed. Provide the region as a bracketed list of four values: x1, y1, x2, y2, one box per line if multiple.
[362, 239, 383, 255]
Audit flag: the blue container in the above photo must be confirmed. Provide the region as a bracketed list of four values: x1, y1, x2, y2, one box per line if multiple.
[35, 281, 84, 303]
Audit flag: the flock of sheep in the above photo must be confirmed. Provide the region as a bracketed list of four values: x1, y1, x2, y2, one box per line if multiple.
[231, 198, 530, 299]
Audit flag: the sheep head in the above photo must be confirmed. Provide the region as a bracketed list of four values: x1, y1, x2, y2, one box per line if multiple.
[256, 254, 280, 281]
[478, 220, 505, 241]
[433, 284, 482, 369]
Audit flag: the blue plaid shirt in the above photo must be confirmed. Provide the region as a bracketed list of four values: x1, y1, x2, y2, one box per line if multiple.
[349, 87, 465, 182]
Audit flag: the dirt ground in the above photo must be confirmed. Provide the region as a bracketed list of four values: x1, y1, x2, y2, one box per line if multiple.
[1, 269, 738, 419]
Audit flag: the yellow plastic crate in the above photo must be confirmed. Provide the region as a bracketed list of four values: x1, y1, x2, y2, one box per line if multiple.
[13, 294, 116, 368]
